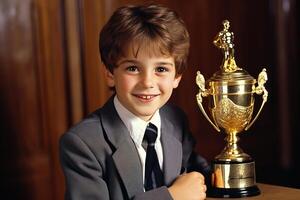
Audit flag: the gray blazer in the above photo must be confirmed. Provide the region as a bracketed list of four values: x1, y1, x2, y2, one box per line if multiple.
[60, 96, 210, 200]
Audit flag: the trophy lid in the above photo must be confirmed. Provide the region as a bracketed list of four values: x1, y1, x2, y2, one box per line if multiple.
[209, 69, 256, 86]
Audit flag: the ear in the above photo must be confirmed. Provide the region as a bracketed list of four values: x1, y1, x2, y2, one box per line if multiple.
[173, 74, 182, 88]
[104, 68, 115, 87]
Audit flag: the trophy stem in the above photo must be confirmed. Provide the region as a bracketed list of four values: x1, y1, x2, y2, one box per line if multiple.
[215, 132, 252, 162]
[226, 131, 238, 143]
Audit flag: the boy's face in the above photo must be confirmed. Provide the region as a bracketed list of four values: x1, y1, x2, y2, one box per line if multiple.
[105, 46, 182, 121]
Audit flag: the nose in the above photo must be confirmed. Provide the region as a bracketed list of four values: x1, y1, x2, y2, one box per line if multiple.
[140, 71, 154, 88]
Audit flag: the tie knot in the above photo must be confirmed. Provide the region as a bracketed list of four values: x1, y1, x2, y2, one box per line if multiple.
[144, 123, 158, 145]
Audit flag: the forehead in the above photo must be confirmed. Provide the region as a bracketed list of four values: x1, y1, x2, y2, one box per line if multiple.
[122, 36, 171, 59]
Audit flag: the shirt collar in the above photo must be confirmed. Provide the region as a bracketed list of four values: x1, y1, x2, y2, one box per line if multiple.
[113, 96, 161, 147]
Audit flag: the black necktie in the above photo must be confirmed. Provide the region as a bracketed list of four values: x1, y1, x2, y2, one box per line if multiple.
[144, 123, 164, 191]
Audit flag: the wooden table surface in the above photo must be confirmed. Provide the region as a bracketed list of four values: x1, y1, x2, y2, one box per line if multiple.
[206, 183, 300, 200]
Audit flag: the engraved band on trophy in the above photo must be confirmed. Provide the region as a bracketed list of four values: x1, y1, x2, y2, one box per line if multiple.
[196, 20, 268, 198]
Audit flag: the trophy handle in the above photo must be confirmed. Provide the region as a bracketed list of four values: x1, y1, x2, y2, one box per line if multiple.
[196, 71, 221, 132]
[245, 68, 268, 131]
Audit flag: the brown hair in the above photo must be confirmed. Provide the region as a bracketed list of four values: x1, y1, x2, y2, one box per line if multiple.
[99, 4, 190, 75]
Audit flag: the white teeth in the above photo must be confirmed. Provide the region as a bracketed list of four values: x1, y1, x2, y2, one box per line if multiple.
[135, 94, 157, 100]
[141, 95, 151, 99]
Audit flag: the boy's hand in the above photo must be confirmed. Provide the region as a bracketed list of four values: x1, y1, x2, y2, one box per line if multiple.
[168, 172, 207, 200]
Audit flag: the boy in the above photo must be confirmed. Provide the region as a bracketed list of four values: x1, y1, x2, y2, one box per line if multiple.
[60, 3, 210, 200]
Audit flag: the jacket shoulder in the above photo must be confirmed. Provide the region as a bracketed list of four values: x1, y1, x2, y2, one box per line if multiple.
[60, 108, 107, 150]
[68, 110, 102, 137]
[160, 103, 188, 124]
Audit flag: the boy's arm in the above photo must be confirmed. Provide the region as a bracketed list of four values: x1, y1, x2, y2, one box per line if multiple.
[180, 107, 211, 184]
[133, 187, 173, 200]
[59, 132, 110, 200]
[170, 106, 210, 200]
[168, 172, 207, 200]
[187, 151, 212, 185]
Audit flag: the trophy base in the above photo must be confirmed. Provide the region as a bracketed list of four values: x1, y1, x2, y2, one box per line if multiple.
[207, 185, 260, 198]
[209, 159, 260, 198]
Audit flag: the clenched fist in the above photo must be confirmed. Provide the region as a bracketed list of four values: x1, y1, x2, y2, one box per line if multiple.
[168, 172, 207, 200]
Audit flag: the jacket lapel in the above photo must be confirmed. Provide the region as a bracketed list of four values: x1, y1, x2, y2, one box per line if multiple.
[112, 138, 144, 198]
[100, 97, 144, 198]
[161, 112, 183, 186]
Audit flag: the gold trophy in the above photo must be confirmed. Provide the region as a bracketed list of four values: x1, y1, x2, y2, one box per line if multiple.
[196, 20, 268, 197]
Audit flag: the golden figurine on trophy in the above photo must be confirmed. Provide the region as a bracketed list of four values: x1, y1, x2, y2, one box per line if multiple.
[196, 20, 268, 197]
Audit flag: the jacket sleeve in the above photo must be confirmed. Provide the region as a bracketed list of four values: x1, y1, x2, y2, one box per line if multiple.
[59, 132, 110, 200]
[187, 151, 212, 186]
[180, 108, 212, 185]
[133, 187, 173, 200]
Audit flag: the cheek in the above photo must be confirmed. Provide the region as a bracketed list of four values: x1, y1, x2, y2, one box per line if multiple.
[159, 73, 181, 90]
[115, 76, 135, 91]
[159, 78, 177, 93]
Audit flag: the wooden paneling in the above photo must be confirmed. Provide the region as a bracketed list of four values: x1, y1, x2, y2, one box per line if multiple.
[0, 0, 68, 199]
[63, 0, 84, 124]
[77, 0, 112, 114]
[33, 0, 69, 198]
[0, 0, 52, 199]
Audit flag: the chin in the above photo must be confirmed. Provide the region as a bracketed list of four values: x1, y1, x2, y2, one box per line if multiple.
[139, 112, 155, 117]
[135, 110, 157, 119]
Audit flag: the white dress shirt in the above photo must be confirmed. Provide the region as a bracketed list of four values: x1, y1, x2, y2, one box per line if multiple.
[113, 96, 164, 184]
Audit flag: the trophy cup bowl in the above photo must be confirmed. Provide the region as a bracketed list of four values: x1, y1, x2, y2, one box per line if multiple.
[196, 20, 268, 198]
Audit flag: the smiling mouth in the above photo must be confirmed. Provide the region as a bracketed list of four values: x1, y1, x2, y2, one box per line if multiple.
[133, 94, 159, 100]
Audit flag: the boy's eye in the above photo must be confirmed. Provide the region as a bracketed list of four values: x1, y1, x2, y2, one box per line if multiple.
[126, 66, 139, 72]
[155, 66, 168, 73]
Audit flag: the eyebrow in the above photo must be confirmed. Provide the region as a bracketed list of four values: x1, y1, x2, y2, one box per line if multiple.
[117, 59, 139, 65]
[155, 62, 174, 66]
[118, 59, 174, 66]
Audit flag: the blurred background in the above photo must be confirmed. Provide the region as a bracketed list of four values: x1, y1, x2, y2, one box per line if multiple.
[0, 0, 299, 199]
